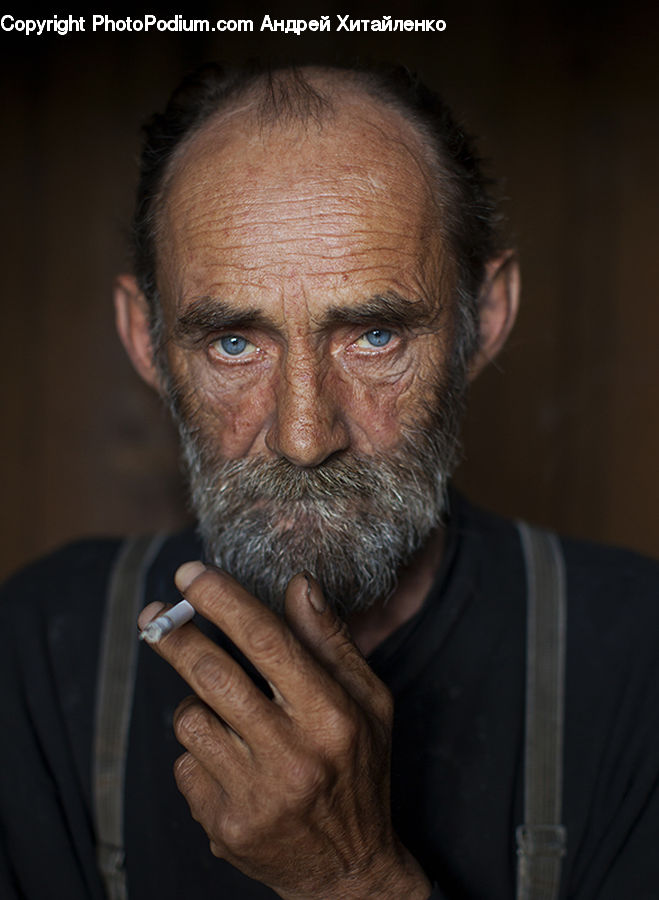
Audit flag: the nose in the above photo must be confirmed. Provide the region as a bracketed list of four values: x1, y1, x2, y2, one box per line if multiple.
[265, 352, 350, 467]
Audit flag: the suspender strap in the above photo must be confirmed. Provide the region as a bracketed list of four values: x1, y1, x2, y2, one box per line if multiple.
[515, 522, 568, 900]
[93, 533, 167, 900]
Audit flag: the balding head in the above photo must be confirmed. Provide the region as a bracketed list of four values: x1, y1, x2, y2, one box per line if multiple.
[131, 62, 502, 372]
[157, 72, 451, 343]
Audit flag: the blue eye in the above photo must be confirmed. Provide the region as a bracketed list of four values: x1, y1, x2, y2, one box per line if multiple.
[219, 335, 248, 355]
[210, 333, 258, 362]
[362, 329, 392, 347]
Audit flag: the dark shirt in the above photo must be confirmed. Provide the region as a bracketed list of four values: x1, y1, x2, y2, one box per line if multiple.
[1, 494, 658, 899]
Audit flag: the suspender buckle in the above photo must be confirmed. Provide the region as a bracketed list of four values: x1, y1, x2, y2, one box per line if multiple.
[97, 841, 126, 874]
[516, 824, 567, 859]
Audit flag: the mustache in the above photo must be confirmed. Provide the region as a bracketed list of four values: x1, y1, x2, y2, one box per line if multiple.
[216, 456, 383, 498]
[193, 441, 444, 511]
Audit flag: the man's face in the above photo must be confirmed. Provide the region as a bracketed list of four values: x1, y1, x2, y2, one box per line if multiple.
[154, 93, 465, 614]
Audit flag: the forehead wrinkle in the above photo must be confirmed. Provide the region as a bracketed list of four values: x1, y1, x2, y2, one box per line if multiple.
[158, 87, 455, 323]
[173, 226, 422, 252]
[162, 197, 429, 286]
[168, 177, 426, 236]
[173, 256, 423, 284]
[163, 97, 436, 218]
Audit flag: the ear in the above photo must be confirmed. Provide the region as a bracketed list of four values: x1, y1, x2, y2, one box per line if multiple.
[468, 251, 520, 381]
[113, 274, 163, 394]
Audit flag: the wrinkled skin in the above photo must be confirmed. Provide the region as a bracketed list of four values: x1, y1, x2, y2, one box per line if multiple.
[139, 565, 431, 899]
[124, 76, 517, 899]
[156, 92, 454, 471]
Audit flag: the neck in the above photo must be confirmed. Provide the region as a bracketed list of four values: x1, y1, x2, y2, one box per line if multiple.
[347, 527, 445, 657]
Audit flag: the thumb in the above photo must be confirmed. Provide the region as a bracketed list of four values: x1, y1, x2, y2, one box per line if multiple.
[284, 572, 376, 707]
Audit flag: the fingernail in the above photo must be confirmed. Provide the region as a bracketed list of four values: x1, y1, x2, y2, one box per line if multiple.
[303, 571, 326, 613]
[137, 601, 167, 631]
[175, 560, 206, 592]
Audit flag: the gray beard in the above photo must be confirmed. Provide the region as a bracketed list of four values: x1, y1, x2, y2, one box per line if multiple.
[170, 391, 464, 617]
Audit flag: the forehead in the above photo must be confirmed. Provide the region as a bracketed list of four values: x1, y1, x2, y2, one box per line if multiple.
[157, 89, 450, 316]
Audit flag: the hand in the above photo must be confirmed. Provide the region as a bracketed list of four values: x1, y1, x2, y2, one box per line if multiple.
[138, 563, 431, 900]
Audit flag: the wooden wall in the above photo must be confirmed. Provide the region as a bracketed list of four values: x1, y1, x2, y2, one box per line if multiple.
[2, 0, 658, 581]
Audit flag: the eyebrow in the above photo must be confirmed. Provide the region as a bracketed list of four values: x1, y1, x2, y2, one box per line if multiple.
[173, 290, 439, 344]
[174, 299, 277, 344]
[319, 291, 439, 330]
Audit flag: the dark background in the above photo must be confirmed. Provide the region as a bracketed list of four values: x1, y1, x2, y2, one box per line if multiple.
[2, 0, 658, 581]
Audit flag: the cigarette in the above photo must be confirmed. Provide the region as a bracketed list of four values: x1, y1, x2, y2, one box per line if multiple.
[139, 599, 195, 644]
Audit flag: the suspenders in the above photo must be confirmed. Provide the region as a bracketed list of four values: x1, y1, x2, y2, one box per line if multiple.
[93, 534, 167, 900]
[92, 524, 567, 900]
[515, 522, 567, 900]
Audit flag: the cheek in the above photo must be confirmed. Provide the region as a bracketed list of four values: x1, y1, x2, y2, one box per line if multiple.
[337, 335, 446, 453]
[338, 367, 424, 452]
[170, 353, 276, 458]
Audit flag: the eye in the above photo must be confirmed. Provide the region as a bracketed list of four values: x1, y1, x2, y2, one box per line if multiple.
[355, 328, 393, 349]
[211, 334, 257, 358]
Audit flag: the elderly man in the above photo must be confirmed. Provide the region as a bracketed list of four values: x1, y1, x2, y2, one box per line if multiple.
[1, 63, 658, 900]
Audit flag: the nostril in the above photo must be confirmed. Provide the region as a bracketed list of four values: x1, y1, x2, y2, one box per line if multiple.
[265, 409, 350, 468]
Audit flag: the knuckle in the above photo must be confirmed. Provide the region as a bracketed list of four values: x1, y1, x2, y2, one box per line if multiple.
[245, 621, 291, 665]
[190, 651, 235, 697]
[221, 811, 254, 855]
[173, 751, 198, 793]
[372, 682, 394, 725]
[328, 620, 357, 660]
[174, 754, 224, 836]
[209, 840, 224, 859]
[323, 703, 360, 754]
[283, 751, 329, 800]
[173, 698, 211, 743]
[327, 616, 352, 642]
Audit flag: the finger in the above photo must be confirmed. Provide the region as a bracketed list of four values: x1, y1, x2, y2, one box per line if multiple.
[173, 750, 228, 856]
[137, 600, 168, 631]
[136, 559, 208, 632]
[284, 573, 392, 717]
[139, 605, 285, 743]
[174, 563, 335, 710]
[173, 695, 252, 782]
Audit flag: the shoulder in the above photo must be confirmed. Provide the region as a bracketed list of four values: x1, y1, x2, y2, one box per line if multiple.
[3, 537, 125, 588]
[557, 537, 659, 691]
[0, 529, 202, 630]
[560, 533, 659, 603]
[0, 537, 124, 629]
[451, 491, 658, 633]
[453, 490, 658, 594]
